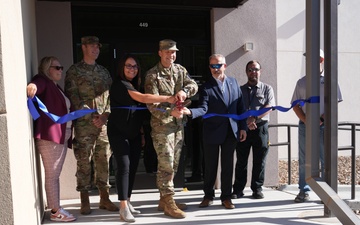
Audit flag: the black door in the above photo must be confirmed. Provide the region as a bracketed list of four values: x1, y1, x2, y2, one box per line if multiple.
[71, 5, 210, 189]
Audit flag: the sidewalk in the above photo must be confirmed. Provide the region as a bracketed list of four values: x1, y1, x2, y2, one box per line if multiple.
[42, 185, 360, 225]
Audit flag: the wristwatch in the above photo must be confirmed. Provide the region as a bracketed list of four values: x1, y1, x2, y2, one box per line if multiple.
[182, 87, 189, 94]
[181, 87, 190, 97]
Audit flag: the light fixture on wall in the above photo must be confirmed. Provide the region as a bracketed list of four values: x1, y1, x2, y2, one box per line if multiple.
[243, 42, 254, 52]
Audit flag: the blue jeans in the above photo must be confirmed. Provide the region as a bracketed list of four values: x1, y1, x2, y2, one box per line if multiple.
[298, 122, 324, 192]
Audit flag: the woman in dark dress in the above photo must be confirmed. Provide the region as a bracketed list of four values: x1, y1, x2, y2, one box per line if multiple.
[107, 54, 175, 222]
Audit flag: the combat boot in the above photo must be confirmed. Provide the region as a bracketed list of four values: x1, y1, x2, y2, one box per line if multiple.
[80, 191, 91, 215]
[99, 188, 119, 211]
[163, 195, 186, 219]
[157, 195, 187, 211]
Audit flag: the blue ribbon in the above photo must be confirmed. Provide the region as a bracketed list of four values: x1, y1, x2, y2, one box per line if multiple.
[27, 97, 167, 124]
[28, 95, 320, 124]
[27, 96, 96, 124]
[202, 96, 320, 120]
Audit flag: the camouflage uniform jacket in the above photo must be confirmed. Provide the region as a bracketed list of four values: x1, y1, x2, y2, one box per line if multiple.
[65, 61, 112, 118]
[144, 62, 198, 128]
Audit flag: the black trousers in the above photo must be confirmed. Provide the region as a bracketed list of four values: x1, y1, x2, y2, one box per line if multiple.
[203, 127, 237, 201]
[233, 122, 269, 193]
[109, 133, 142, 200]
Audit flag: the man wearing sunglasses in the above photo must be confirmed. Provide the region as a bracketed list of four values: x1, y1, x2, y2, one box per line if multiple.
[183, 54, 247, 209]
[232, 60, 275, 200]
[65, 36, 118, 215]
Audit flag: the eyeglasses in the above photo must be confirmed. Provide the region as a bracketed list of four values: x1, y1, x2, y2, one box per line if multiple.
[209, 64, 223, 69]
[125, 64, 139, 70]
[247, 68, 260, 72]
[50, 66, 64, 70]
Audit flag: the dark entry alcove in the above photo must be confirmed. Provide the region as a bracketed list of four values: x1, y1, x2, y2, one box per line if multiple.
[71, 4, 210, 190]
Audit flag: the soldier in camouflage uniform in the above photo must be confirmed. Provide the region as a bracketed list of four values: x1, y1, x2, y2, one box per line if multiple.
[64, 36, 118, 215]
[144, 39, 198, 219]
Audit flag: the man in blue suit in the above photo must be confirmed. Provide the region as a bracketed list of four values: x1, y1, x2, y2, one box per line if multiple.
[183, 54, 247, 209]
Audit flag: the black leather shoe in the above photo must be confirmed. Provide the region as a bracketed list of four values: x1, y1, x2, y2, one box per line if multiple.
[252, 191, 264, 199]
[221, 199, 235, 209]
[199, 198, 213, 208]
[231, 192, 244, 199]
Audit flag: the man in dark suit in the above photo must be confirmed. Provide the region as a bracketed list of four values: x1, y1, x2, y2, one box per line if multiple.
[183, 54, 247, 209]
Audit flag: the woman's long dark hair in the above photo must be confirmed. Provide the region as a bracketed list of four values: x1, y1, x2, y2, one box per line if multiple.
[117, 54, 142, 91]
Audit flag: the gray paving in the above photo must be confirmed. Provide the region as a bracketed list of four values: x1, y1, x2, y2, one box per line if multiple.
[42, 185, 360, 225]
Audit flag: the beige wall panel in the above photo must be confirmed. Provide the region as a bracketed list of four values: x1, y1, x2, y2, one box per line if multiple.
[212, 0, 278, 186]
[1, 0, 42, 224]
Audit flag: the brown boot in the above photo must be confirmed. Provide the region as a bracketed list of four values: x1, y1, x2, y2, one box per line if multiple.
[99, 189, 119, 211]
[157, 196, 188, 211]
[163, 195, 186, 219]
[80, 191, 91, 215]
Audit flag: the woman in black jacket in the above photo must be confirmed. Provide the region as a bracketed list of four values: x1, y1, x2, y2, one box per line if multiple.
[107, 54, 175, 222]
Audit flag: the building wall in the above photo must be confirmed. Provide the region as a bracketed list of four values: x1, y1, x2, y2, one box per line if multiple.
[276, 0, 360, 159]
[0, 0, 42, 224]
[212, 0, 279, 186]
[0, 26, 14, 225]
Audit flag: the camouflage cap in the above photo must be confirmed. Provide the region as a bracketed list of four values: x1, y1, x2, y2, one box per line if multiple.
[159, 39, 179, 51]
[81, 36, 102, 47]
